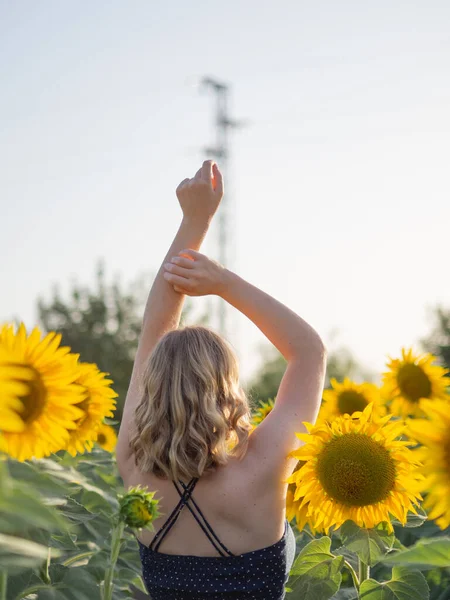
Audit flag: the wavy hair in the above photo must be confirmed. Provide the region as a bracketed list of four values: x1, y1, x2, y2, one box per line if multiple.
[130, 326, 252, 481]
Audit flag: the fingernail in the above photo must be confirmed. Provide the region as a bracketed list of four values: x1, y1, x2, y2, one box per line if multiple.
[164, 263, 171, 270]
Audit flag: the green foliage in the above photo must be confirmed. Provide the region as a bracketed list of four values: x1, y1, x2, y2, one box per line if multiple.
[287, 536, 344, 599]
[1, 439, 450, 600]
[391, 507, 428, 530]
[284, 518, 449, 599]
[3, 281, 448, 599]
[249, 343, 369, 404]
[37, 262, 207, 421]
[0, 451, 146, 599]
[359, 566, 429, 600]
[248, 348, 286, 403]
[37, 263, 145, 420]
[0, 533, 53, 572]
[340, 522, 395, 567]
[421, 306, 450, 370]
[383, 538, 450, 569]
[325, 347, 369, 387]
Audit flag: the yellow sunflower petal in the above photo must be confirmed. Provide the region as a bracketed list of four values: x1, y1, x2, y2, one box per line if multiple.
[382, 347, 450, 418]
[0, 323, 86, 460]
[289, 404, 422, 532]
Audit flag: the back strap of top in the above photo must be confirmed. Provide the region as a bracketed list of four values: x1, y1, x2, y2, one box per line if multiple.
[148, 477, 235, 557]
[149, 477, 197, 552]
[174, 479, 235, 558]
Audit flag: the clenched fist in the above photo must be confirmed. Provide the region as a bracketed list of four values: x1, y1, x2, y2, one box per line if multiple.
[176, 160, 224, 223]
[163, 249, 228, 297]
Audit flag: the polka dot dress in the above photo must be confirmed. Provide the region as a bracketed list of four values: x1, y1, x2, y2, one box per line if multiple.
[137, 478, 296, 600]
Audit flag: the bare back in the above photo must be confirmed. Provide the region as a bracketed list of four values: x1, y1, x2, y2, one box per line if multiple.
[119, 432, 292, 557]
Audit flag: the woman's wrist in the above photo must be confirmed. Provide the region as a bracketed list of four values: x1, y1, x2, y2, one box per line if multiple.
[216, 269, 239, 300]
[181, 215, 213, 233]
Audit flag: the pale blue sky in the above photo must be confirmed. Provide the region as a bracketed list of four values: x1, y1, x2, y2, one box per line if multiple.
[1, 1, 449, 381]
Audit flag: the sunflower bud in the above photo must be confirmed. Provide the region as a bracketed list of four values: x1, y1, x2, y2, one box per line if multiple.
[119, 486, 160, 530]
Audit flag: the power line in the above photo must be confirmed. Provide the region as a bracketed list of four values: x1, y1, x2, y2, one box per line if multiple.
[200, 77, 244, 337]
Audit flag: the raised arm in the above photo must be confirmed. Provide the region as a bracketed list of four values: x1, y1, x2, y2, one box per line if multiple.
[163, 251, 326, 479]
[116, 162, 223, 467]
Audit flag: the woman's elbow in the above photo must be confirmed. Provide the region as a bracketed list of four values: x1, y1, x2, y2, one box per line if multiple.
[290, 333, 327, 365]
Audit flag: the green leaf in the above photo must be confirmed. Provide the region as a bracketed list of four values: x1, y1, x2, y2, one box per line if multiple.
[80, 489, 115, 515]
[383, 537, 450, 569]
[50, 530, 79, 551]
[334, 546, 358, 571]
[6, 459, 69, 499]
[340, 521, 395, 566]
[62, 567, 102, 600]
[0, 532, 53, 572]
[0, 486, 68, 534]
[48, 563, 70, 583]
[3, 570, 35, 600]
[288, 536, 344, 600]
[332, 589, 358, 599]
[59, 496, 99, 524]
[62, 550, 98, 567]
[84, 549, 112, 582]
[12, 583, 58, 600]
[359, 566, 429, 600]
[391, 507, 428, 529]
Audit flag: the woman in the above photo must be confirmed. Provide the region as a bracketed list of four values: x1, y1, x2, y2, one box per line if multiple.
[117, 161, 326, 599]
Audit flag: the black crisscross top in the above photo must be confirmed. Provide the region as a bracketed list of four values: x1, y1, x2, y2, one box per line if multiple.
[137, 477, 296, 599]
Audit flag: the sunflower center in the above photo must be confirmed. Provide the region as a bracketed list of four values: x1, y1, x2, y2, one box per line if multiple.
[337, 391, 369, 415]
[397, 363, 432, 403]
[316, 433, 396, 507]
[131, 501, 151, 522]
[15, 366, 47, 425]
[97, 433, 107, 445]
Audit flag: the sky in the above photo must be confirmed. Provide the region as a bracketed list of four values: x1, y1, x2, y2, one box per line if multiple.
[1, 0, 449, 382]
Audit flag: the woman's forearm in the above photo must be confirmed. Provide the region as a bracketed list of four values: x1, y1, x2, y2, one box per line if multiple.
[142, 217, 210, 337]
[219, 271, 325, 362]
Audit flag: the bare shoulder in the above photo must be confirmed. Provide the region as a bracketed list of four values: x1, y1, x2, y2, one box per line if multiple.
[246, 354, 326, 483]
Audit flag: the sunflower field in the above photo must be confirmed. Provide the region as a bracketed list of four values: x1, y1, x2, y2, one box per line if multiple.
[1, 324, 450, 600]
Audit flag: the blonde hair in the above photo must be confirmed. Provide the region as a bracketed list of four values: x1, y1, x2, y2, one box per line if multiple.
[130, 326, 252, 481]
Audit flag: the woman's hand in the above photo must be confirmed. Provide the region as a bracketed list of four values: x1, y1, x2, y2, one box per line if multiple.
[176, 160, 224, 224]
[163, 249, 228, 296]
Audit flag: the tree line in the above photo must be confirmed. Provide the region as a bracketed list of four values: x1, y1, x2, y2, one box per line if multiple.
[36, 263, 450, 420]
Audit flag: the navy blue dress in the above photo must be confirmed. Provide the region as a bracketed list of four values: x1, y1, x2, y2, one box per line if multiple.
[138, 478, 296, 599]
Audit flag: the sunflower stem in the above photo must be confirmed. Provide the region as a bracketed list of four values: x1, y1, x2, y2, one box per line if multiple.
[0, 570, 7, 600]
[358, 559, 370, 584]
[102, 521, 125, 600]
[343, 560, 360, 592]
[303, 527, 316, 540]
[40, 547, 52, 584]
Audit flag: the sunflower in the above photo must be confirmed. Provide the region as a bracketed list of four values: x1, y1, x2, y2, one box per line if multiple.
[287, 404, 422, 533]
[96, 423, 118, 453]
[0, 324, 85, 461]
[286, 486, 312, 531]
[0, 359, 35, 433]
[285, 461, 315, 532]
[65, 363, 117, 457]
[319, 378, 385, 423]
[119, 486, 161, 530]
[252, 398, 275, 425]
[382, 348, 450, 418]
[407, 400, 450, 529]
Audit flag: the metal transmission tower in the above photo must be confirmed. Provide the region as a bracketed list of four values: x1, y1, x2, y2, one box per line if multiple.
[201, 77, 243, 336]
